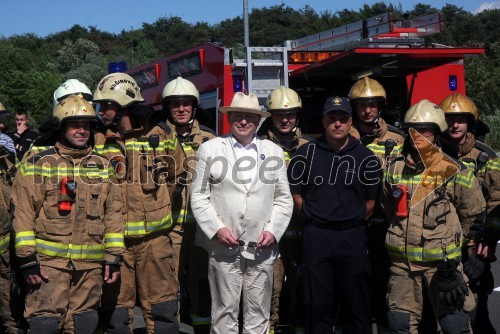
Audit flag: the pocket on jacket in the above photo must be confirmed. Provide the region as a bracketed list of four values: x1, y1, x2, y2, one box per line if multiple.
[86, 181, 106, 219]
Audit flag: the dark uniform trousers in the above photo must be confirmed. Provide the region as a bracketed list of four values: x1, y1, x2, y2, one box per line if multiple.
[302, 223, 371, 334]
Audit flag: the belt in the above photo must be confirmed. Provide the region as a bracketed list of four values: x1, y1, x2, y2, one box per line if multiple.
[308, 220, 365, 231]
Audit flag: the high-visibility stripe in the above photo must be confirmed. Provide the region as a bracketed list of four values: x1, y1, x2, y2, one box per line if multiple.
[0, 234, 10, 254]
[125, 213, 173, 236]
[94, 144, 124, 155]
[15, 231, 36, 248]
[366, 143, 403, 157]
[172, 210, 196, 224]
[35, 239, 105, 259]
[486, 158, 500, 171]
[104, 233, 125, 248]
[20, 164, 113, 179]
[454, 168, 475, 188]
[181, 143, 194, 153]
[385, 241, 462, 262]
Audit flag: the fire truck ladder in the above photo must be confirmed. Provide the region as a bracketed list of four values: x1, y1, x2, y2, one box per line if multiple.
[233, 46, 289, 103]
[287, 11, 443, 51]
[235, 12, 443, 101]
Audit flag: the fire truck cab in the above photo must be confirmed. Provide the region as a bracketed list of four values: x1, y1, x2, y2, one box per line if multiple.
[126, 11, 484, 135]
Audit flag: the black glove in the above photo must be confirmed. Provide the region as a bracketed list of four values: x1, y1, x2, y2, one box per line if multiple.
[107, 264, 120, 276]
[462, 252, 484, 283]
[435, 259, 469, 308]
[21, 264, 41, 277]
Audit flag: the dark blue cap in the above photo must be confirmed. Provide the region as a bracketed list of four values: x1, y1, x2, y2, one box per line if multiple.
[323, 96, 352, 116]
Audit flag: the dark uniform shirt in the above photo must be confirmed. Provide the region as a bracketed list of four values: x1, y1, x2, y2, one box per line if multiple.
[8, 128, 39, 161]
[288, 135, 381, 224]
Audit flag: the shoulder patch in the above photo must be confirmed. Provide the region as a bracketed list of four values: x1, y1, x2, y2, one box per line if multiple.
[387, 125, 406, 138]
[474, 141, 497, 158]
[28, 147, 56, 164]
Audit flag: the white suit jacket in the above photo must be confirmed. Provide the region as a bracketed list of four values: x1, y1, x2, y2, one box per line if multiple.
[190, 134, 293, 261]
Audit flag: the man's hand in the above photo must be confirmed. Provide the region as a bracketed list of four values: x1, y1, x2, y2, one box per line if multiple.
[16, 122, 28, 135]
[477, 242, 496, 261]
[23, 266, 49, 286]
[256, 231, 276, 249]
[216, 227, 239, 247]
[104, 264, 120, 284]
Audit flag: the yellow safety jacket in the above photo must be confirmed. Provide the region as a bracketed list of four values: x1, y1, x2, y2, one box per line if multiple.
[168, 119, 215, 227]
[381, 150, 485, 271]
[443, 132, 500, 241]
[12, 142, 124, 270]
[351, 117, 406, 228]
[94, 119, 185, 238]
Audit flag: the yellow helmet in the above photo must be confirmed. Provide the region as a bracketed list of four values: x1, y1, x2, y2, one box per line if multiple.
[348, 77, 386, 102]
[93, 73, 144, 108]
[53, 95, 97, 127]
[403, 99, 447, 133]
[265, 86, 302, 113]
[439, 92, 478, 120]
[162, 76, 200, 106]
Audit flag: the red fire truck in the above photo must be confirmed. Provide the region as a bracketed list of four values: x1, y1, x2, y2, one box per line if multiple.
[126, 11, 484, 135]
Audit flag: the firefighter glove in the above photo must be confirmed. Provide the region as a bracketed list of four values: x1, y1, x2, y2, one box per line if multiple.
[435, 259, 469, 308]
[463, 252, 484, 283]
[107, 264, 120, 276]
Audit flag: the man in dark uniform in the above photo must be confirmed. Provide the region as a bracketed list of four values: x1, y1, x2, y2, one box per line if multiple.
[288, 96, 381, 334]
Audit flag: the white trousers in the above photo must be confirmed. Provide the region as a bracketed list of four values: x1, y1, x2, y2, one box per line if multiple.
[208, 252, 274, 334]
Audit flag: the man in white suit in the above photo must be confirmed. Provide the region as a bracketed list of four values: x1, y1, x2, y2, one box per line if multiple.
[191, 92, 293, 334]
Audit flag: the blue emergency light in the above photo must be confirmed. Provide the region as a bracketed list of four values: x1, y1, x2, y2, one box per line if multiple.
[108, 61, 128, 74]
[449, 75, 457, 91]
[233, 75, 243, 93]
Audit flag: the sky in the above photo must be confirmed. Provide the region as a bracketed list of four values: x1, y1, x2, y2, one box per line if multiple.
[0, 1, 498, 38]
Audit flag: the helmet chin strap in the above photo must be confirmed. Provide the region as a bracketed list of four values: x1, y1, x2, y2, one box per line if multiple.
[111, 110, 124, 127]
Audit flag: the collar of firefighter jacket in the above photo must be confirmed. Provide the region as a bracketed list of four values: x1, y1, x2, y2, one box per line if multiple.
[458, 132, 475, 156]
[267, 126, 304, 152]
[55, 142, 92, 159]
[353, 117, 387, 141]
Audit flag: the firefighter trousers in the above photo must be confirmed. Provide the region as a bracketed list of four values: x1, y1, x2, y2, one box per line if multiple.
[387, 261, 476, 334]
[171, 223, 211, 332]
[101, 232, 179, 333]
[0, 249, 25, 333]
[25, 265, 102, 334]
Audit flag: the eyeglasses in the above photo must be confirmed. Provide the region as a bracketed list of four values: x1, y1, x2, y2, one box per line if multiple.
[236, 231, 257, 247]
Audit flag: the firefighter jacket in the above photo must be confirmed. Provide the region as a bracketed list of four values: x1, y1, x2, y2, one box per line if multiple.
[381, 148, 486, 271]
[352, 117, 405, 163]
[0, 151, 13, 255]
[351, 117, 405, 228]
[94, 119, 185, 239]
[12, 142, 125, 271]
[443, 132, 500, 241]
[167, 119, 215, 226]
[257, 120, 312, 166]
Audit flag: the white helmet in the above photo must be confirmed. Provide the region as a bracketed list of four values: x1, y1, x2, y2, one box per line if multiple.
[53, 79, 93, 111]
[162, 76, 200, 107]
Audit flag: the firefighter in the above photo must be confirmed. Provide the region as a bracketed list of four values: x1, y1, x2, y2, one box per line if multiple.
[93, 72, 185, 333]
[0, 108, 24, 333]
[11, 95, 125, 334]
[257, 86, 312, 334]
[380, 99, 486, 334]
[348, 76, 405, 330]
[161, 76, 215, 334]
[23, 79, 94, 162]
[440, 92, 500, 333]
